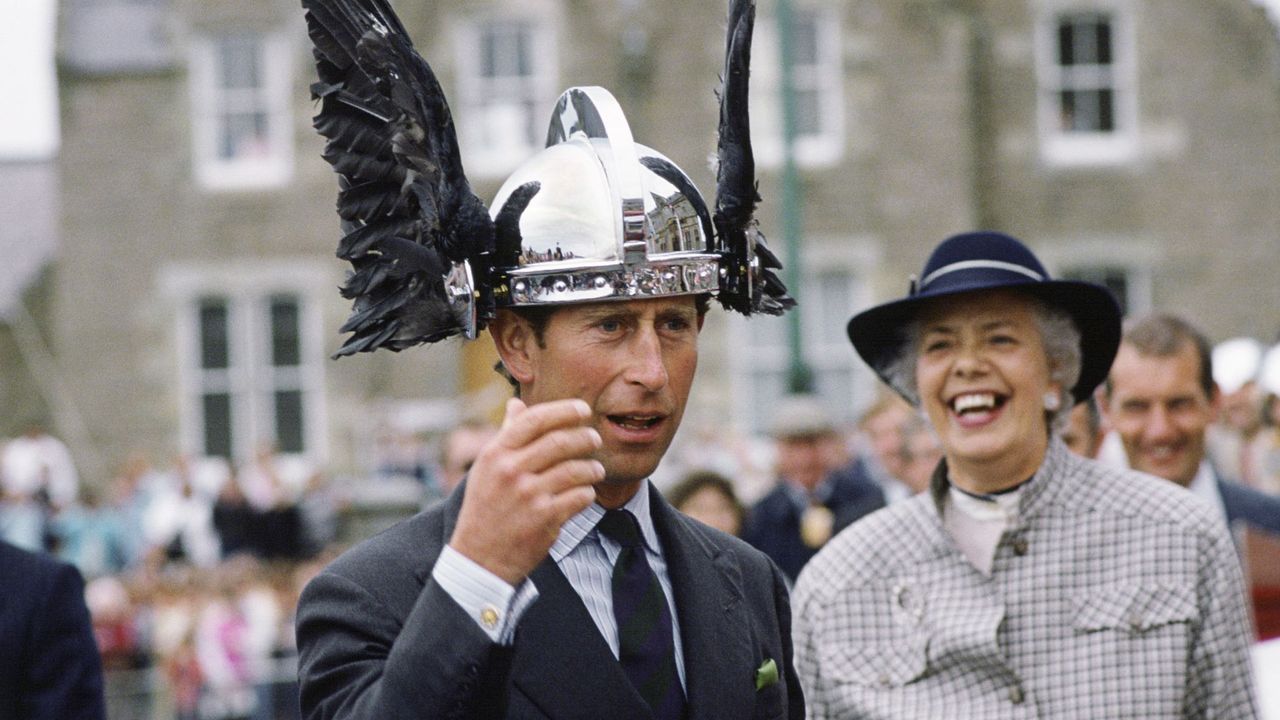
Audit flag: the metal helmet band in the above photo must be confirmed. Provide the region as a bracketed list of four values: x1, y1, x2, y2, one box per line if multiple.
[487, 87, 720, 308]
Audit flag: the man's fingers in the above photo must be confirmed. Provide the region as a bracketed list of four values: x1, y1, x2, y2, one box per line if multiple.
[498, 398, 592, 448]
[538, 458, 606, 495]
[548, 485, 598, 524]
[510, 426, 601, 474]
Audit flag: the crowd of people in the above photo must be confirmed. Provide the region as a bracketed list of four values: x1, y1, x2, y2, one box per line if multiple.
[4, 306, 1278, 719]
[0, 434, 343, 720]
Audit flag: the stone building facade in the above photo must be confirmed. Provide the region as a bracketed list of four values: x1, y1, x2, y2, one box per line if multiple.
[13, 0, 1279, 480]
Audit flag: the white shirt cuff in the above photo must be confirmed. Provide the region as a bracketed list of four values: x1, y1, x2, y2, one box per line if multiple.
[433, 544, 539, 644]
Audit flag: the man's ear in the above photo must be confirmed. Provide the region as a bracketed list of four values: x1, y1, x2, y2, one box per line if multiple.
[489, 310, 536, 385]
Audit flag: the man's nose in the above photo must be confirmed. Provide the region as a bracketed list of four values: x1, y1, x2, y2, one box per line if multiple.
[1145, 405, 1178, 441]
[626, 326, 669, 390]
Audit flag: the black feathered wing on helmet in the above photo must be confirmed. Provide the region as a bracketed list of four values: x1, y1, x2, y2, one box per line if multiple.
[302, 0, 497, 357]
[714, 0, 795, 316]
[301, 0, 793, 358]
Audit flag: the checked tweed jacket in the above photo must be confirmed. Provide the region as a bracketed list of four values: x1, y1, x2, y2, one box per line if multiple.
[793, 439, 1258, 719]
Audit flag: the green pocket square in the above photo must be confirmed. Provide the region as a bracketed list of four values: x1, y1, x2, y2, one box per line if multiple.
[755, 658, 778, 690]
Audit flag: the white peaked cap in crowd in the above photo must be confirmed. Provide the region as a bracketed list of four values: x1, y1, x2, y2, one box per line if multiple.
[1212, 337, 1264, 394]
[1260, 343, 1280, 396]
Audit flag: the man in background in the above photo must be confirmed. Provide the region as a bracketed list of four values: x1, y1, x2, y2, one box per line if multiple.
[742, 394, 884, 581]
[436, 419, 498, 497]
[1103, 313, 1280, 537]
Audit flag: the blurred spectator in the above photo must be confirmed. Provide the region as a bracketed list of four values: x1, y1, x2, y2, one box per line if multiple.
[297, 470, 343, 558]
[1, 423, 79, 509]
[196, 582, 257, 720]
[212, 476, 255, 559]
[855, 393, 915, 503]
[237, 445, 311, 560]
[1207, 337, 1267, 486]
[1103, 314, 1280, 538]
[1248, 391, 1280, 495]
[165, 630, 203, 720]
[436, 419, 498, 497]
[0, 424, 79, 552]
[0, 539, 106, 720]
[1060, 395, 1106, 460]
[143, 469, 220, 568]
[51, 485, 132, 578]
[374, 426, 434, 490]
[666, 470, 745, 536]
[895, 415, 942, 496]
[85, 575, 144, 672]
[741, 394, 885, 581]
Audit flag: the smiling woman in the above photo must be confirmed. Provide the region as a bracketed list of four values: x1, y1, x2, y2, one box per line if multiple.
[791, 231, 1261, 719]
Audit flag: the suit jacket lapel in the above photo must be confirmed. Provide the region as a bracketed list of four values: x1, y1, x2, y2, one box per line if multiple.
[651, 486, 754, 720]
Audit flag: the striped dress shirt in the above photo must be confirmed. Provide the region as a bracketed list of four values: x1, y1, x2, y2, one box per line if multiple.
[434, 481, 686, 687]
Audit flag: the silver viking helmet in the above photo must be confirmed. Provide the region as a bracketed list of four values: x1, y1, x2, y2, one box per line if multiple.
[486, 86, 720, 308]
[302, 0, 791, 357]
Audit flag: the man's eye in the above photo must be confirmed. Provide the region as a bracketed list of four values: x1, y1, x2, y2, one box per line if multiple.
[664, 318, 691, 332]
[598, 320, 622, 332]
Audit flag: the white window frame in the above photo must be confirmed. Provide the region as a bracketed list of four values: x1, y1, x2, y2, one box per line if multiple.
[750, 3, 845, 169]
[727, 238, 879, 433]
[163, 261, 330, 465]
[1037, 237, 1155, 317]
[454, 12, 559, 179]
[189, 31, 295, 190]
[1034, 2, 1138, 167]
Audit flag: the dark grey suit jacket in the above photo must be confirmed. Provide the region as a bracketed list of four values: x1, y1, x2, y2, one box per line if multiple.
[0, 540, 105, 720]
[297, 482, 803, 720]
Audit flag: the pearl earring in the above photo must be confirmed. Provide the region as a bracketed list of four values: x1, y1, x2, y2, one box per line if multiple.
[1043, 391, 1061, 411]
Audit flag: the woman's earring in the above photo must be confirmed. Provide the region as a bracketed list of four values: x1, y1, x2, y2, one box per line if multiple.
[1043, 391, 1061, 412]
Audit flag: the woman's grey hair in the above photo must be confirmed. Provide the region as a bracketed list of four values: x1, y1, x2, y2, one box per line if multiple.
[881, 294, 1082, 432]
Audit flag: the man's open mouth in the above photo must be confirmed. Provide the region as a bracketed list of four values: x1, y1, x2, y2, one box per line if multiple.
[608, 415, 664, 430]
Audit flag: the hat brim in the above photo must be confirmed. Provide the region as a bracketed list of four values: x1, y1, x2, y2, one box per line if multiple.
[847, 280, 1121, 405]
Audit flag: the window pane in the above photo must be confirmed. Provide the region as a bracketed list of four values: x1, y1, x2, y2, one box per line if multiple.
[275, 390, 305, 454]
[219, 111, 270, 161]
[1059, 90, 1076, 131]
[218, 35, 260, 90]
[1094, 20, 1112, 64]
[1097, 89, 1114, 131]
[793, 88, 821, 137]
[1057, 22, 1075, 66]
[791, 13, 819, 67]
[199, 298, 230, 369]
[813, 273, 854, 345]
[202, 392, 232, 458]
[482, 23, 530, 80]
[270, 296, 301, 367]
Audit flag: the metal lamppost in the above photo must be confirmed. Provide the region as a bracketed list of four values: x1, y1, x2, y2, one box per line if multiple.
[776, 0, 813, 394]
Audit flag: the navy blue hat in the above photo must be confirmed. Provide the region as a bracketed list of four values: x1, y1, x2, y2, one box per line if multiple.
[847, 231, 1121, 404]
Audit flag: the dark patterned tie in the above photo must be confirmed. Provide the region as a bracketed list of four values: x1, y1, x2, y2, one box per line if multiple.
[597, 509, 687, 720]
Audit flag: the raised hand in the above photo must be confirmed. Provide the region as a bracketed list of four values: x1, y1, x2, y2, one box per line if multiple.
[448, 398, 604, 586]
